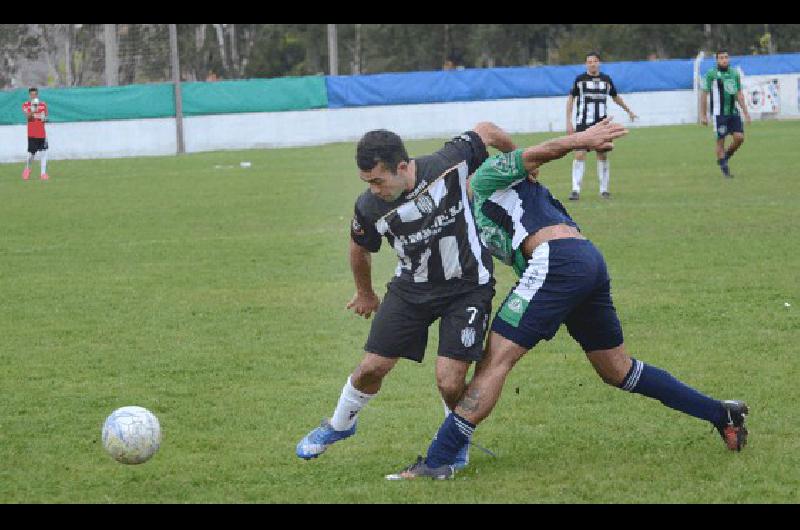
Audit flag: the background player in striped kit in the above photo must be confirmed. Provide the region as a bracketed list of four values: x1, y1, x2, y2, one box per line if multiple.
[566, 52, 637, 200]
[296, 122, 517, 469]
[699, 50, 751, 178]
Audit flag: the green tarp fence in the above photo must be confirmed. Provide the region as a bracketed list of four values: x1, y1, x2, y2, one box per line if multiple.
[0, 76, 328, 125]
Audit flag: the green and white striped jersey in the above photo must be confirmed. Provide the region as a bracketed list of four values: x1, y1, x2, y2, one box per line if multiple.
[703, 67, 742, 116]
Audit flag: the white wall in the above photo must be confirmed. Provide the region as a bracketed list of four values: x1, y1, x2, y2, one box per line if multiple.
[0, 117, 177, 162]
[1, 74, 798, 163]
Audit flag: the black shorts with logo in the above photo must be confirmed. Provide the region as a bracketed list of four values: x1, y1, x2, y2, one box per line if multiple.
[713, 115, 744, 139]
[364, 282, 495, 363]
[28, 137, 48, 154]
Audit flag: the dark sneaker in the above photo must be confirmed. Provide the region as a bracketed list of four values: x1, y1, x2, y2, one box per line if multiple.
[568, 191, 580, 201]
[601, 192, 611, 199]
[385, 456, 454, 480]
[719, 158, 733, 178]
[716, 400, 749, 451]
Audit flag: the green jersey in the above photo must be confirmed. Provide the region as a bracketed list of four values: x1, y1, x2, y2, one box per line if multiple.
[470, 150, 529, 277]
[703, 67, 741, 116]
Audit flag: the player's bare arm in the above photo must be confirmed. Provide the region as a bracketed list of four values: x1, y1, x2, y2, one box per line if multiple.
[473, 121, 517, 153]
[521, 117, 628, 172]
[737, 90, 751, 123]
[346, 239, 381, 318]
[565, 94, 575, 134]
[613, 95, 638, 121]
[699, 90, 709, 125]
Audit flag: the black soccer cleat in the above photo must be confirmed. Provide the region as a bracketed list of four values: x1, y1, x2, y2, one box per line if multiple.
[601, 191, 612, 199]
[718, 158, 733, 178]
[568, 191, 580, 201]
[716, 400, 749, 451]
[385, 455, 455, 480]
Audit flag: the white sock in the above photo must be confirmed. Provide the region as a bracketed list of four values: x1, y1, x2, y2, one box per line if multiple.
[26, 153, 33, 168]
[329, 376, 375, 431]
[598, 159, 609, 194]
[571, 159, 585, 193]
[443, 399, 452, 418]
[40, 151, 47, 175]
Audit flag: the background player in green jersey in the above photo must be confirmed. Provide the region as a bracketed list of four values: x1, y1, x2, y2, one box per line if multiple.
[700, 50, 752, 178]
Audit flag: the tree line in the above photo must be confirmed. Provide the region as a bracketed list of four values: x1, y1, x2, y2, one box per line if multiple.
[2, 24, 798, 88]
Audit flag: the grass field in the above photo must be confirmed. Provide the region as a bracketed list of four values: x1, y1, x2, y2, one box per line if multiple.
[1, 120, 798, 503]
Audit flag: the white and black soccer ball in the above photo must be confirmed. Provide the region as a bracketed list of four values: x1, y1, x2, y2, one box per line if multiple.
[101, 406, 162, 464]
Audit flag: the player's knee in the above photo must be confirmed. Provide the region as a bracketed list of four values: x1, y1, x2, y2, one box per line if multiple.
[436, 375, 465, 405]
[353, 359, 393, 387]
[587, 347, 630, 387]
[597, 368, 624, 387]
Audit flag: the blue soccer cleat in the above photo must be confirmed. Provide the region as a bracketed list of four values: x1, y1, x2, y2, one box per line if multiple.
[296, 419, 356, 460]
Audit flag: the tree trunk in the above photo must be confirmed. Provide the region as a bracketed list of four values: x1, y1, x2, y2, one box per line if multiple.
[353, 23, 361, 74]
[442, 23, 450, 67]
[229, 24, 239, 78]
[213, 24, 229, 77]
[104, 24, 119, 86]
[64, 24, 73, 86]
[327, 24, 338, 75]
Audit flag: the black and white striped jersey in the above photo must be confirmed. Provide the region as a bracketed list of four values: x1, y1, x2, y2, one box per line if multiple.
[570, 72, 618, 128]
[351, 131, 494, 298]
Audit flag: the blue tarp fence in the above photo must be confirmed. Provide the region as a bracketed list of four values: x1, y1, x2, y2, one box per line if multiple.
[326, 53, 800, 108]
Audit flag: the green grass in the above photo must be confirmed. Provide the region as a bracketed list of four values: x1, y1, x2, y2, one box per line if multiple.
[1, 120, 799, 503]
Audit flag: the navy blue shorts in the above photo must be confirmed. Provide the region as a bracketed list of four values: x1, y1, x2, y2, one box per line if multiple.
[713, 115, 744, 139]
[491, 238, 623, 352]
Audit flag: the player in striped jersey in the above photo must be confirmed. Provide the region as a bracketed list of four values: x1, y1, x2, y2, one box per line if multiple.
[700, 50, 751, 178]
[566, 52, 637, 200]
[296, 122, 517, 467]
[388, 118, 749, 479]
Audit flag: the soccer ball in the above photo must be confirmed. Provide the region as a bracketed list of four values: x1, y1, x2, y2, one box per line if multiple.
[101, 406, 162, 464]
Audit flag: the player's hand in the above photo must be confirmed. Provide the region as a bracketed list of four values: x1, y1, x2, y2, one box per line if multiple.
[580, 117, 628, 151]
[566, 123, 575, 135]
[628, 111, 638, 122]
[346, 291, 381, 319]
[700, 116, 708, 126]
[527, 167, 539, 183]
[745, 114, 752, 124]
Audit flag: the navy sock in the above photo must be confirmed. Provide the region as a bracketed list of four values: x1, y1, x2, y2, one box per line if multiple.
[621, 358, 726, 427]
[426, 412, 474, 468]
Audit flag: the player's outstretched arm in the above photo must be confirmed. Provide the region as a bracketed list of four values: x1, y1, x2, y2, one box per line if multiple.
[613, 95, 638, 121]
[521, 117, 628, 173]
[473, 121, 517, 153]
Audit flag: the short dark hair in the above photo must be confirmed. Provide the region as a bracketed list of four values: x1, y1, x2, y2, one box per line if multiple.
[715, 50, 729, 57]
[356, 130, 409, 172]
[586, 51, 601, 61]
[28, 87, 38, 93]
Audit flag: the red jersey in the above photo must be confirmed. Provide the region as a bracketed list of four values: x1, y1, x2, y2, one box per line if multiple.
[22, 100, 48, 138]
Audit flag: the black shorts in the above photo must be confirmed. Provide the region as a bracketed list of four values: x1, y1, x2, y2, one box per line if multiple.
[364, 283, 495, 363]
[713, 115, 744, 139]
[28, 138, 48, 154]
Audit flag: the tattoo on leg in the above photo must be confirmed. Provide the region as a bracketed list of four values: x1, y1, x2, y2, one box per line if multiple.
[458, 388, 481, 413]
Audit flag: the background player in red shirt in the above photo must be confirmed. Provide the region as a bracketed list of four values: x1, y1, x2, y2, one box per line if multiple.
[22, 87, 49, 181]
